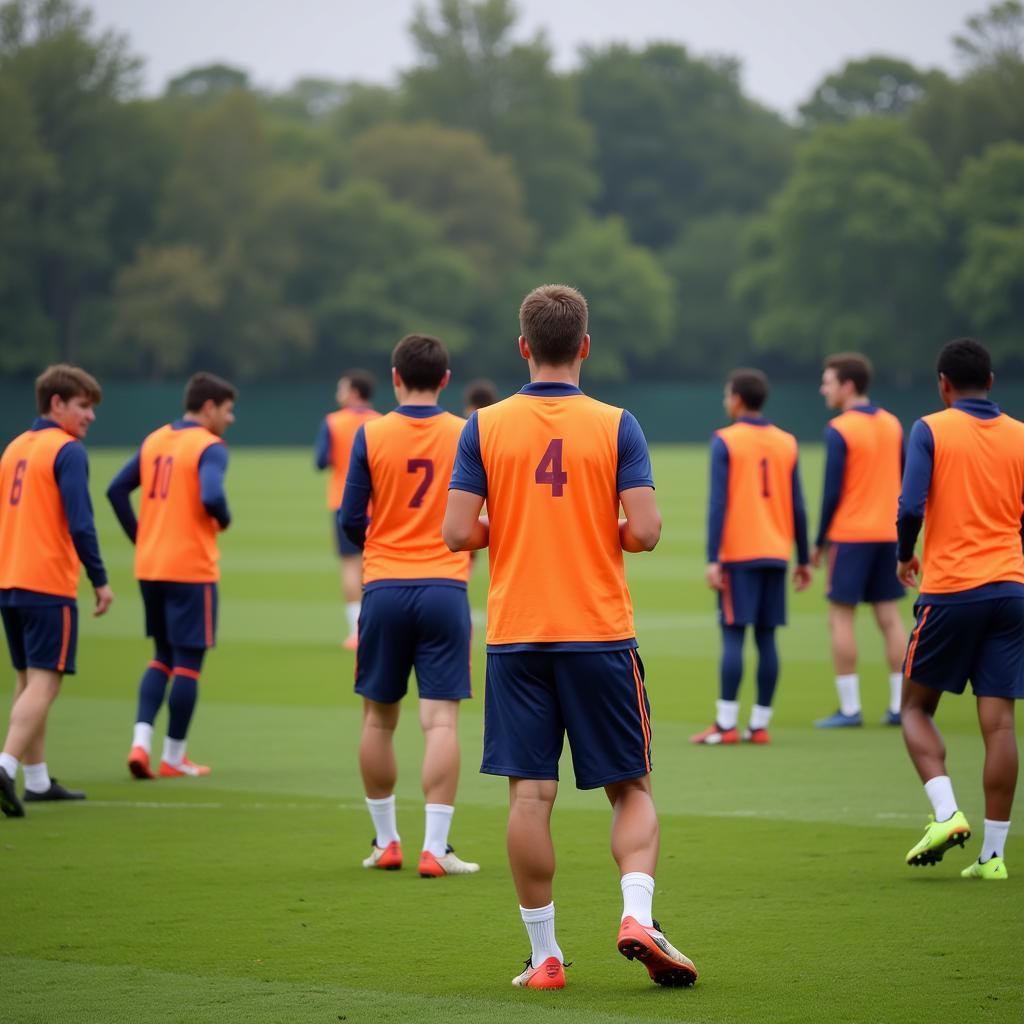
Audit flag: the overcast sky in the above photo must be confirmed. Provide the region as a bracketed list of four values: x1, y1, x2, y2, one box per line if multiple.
[89, 0, 982, 115]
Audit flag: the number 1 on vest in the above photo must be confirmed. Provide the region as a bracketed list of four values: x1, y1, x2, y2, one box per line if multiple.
[535, 439, 568, 497]
[759, 457, 770, 498]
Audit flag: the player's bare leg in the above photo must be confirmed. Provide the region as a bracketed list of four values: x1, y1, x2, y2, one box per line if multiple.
[358, 698, 403, 868]
[817, 603, 863, 726]
[340, 554, 362, 649]
[977, 696, 1017, 821]
[606, 775, 659, 875]
[1, 669, 63, 816]
[874, 600, 907, 724]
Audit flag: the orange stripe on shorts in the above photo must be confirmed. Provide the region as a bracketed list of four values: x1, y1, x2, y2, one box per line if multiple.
[904, 606, 931, 679]
[56, 606, 71, 673]
[629, 650, 652, 773]
[722, 570, 734, 626]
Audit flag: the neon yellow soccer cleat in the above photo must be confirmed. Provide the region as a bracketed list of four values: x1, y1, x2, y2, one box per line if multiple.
[961, 857, 1008, 880]
[905, 811, 971, 867]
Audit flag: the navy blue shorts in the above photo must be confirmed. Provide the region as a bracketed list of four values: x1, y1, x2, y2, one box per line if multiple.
[333, 514, 361, 558]
[827, 541, 904, 605]
[481, 648, 652, 790]
[355, 584, 471, 703]
[903, 598, 1024, 698]
[139, 580, 218, 650]
[1, 604, 78, 675]
[719, 566, 786, 628]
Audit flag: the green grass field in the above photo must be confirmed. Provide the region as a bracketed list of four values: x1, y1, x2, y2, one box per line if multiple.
[3, 445, 1022, 1024]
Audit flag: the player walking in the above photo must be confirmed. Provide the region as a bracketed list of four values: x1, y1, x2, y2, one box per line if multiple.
[693, 369, 811, 746]
[315, 371, 380, 650]
[812, 354, 907, 728]
[444, 284, 697, 990]
[340, 335, 479, 879]
[107, 373, 236, 780]
[0, 365, 113, 817]
[898, 339, 1024, 880]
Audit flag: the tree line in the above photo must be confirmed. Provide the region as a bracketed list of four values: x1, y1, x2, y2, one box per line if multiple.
[2, 0, 1023, 385]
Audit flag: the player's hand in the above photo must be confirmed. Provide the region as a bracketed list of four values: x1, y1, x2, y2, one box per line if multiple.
[793, 564, 812, 592]
[93, 584, 114, 617]
[811, 545, 825, 569]
[705, 563, 724, 591]
[897, 556, 920, 589]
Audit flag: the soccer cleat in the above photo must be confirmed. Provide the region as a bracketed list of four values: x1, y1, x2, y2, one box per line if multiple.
[127, 746, 155, 780]
[961, 856, 1008, 880]
[342, 634, 358, 651]
[689, 724, 739, 745]
[814, 709, 863, 728]
[905, 810, 972, 866]
[742, 727, 770, 744]
[23, 777, 85, 802]
[419, 844, 480, 877]
[882, 710, 902, 726]
[511, 956, 565, 989]
[159, 758, 211, 778]
[0, 767, 25, 818]
[617, 916, 698, 987]
[362, 838, 403, 870]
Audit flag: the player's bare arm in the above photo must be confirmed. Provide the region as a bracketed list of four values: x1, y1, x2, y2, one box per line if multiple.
[705, 562, 724, 591]
[792, 564, 812, 592]
[442, 489, 489, 551]
[896, 556, 920, 589]
[619, 486, 661, 552]
[93, 583, 114, 616]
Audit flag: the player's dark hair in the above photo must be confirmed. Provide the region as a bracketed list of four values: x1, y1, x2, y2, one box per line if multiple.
[184, 371, 237, 412]
[463, 378, 498, 412]
[392, 334, 449, 391]
[936, 338, 992, 392]
[727, 368, 769, 411]
[824, 352, 872, 395]
[35, 364, 102, 415]
[343, 369, 375, 402]
[519, 284, 588, 366]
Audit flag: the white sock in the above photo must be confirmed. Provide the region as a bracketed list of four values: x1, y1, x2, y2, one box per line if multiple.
[132, 722, 154, 754]
[366, 795, 399, 847]
[889, 673, 903, 715]
[836, 674, 861, 716]
[423, 803, 453, 858]
[981, 819, 1010, 863]
[520, 902, 563, 965]
[346, 601, 361, 636]
[23, 761, 50, 794]
[716, 699, 739, 730]
[0, 752, 19, 780]
[923, 775, 958, 822]
[163, 737, 186, 766]
[620, 871, 655, 927]
[749, 704, 773, 730]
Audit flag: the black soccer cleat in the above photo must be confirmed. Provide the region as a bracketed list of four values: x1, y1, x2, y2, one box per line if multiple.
[0, 767, 25, 818]
[23, 777, 86, 802]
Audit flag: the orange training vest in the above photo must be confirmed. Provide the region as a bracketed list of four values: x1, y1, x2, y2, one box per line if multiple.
[326, 407, 381, 509]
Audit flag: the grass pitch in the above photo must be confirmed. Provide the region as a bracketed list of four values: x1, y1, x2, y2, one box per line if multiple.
[2, 445, 1022, 1024]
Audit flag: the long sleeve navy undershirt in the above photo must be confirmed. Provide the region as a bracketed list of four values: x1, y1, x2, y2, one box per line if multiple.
[314, 418, 331, 470]
[339, 422, 372, 549]
[896, 420, 933, 562]
[52, 438, 107, 588]
[815, 426, 846, 548]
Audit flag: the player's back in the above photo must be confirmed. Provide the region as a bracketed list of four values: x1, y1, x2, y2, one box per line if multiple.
[0, 426, 80, 598]
[326, 407, 380, 509]
[920, 407, 1024, 593]
[715, 420, 797, 564]
[362, 410, 470, 584]
[828, 407, 903, 543]
[135, 423, 223, 583]
[477, 388, 634, 645]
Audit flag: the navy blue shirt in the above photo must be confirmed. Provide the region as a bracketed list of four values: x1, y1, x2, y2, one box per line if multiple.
[706, 416, 810, 567]
[0, 418, 107, 607]
[898, 398, 1024, 604]
[106, 420, 230, 543]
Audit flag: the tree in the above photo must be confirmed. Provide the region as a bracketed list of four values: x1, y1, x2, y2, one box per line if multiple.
[577, 43, 794, 249]
[954, 1, 1024, 70]
[403, 0, 596, 239]
[734, 119, 949, 380]
[799, 57, 935, 125]
[165, 63, 250, 102]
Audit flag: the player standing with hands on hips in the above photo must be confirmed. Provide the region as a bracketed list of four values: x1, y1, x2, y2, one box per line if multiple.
[444, 284, 698, 990]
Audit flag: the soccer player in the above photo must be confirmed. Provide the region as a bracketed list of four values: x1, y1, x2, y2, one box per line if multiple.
[897, 339, 1024, 880]
[463, 378, 498, 417]
[0, 365, 113, 818]
[340, 335, 479, 879]
[107, 372, 236, 780]
[812, 353, 907, 728]
[315, 371, 380, 650]
[693, 369, 811, 746]
[443, 284, 697, 991]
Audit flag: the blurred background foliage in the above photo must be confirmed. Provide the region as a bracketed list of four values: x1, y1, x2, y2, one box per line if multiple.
[2, 0, 1024, 385]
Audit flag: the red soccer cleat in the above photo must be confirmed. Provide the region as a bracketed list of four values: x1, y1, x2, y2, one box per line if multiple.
[362, 839, 403, 870]
[617, 916, 698, 987]
[158, 758, 211, 778]
[743, 727, 771, 744]
[689, 724, 740, 745]
[511, 956, 565, 989]
[127, 746, 154, 780]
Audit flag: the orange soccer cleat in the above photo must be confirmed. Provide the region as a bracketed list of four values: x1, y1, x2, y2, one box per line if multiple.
[127, 746, 155, 780]
[511, 956, 565, 989]
[362, 839, 403, 870]
[158, 758, 211, 778]
[689, 724, 739, 745]
[743, 727, 771, 745]
[617, 916, 698, 987]
[418, 845, 480, 877]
